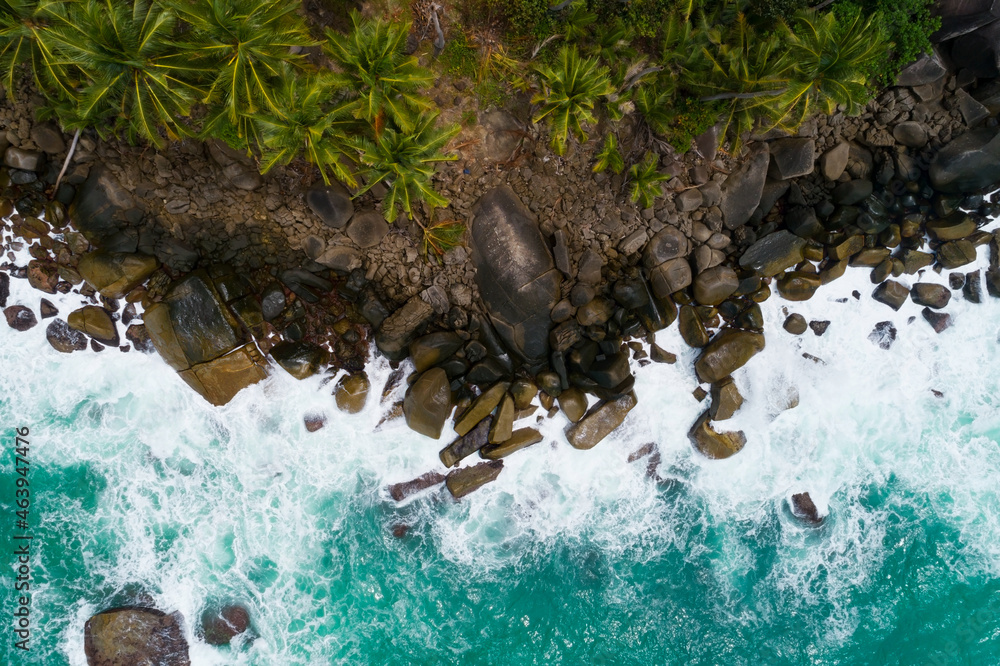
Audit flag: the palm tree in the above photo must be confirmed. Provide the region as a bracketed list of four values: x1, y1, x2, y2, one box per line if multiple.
[777, 7, 887, 124]
[167, 0, 315, 148]
[325, 11, 433, 136]
[532, 45, 613, 155]
[256, 66, 356, 186]
[0, 0, 75, 101]
[46, 0, 205, 147]
[628, 151, 669, 209]
[348, 112, 458, 221]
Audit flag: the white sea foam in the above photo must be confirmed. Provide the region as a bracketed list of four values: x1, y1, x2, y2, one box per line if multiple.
[3, 217, 1000, 664]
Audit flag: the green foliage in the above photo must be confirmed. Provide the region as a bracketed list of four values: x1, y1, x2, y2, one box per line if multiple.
[438, 28, 478, 80]
[46, 0, 205, 147]
[256, 67, 355, 185]
[592, 132, 623, 174]
[835, 0, 939, 87]
[746, 0, 808, 28]
[325, 11, 433, 134]
[636, 87, 719, 153]
[532, 45, 613, 155]
[0, 0, 74, 100]
[563, 1, 597, 42]
[487, 0, 551, 38]
[167, 0, 314, 146]
[421, 219, 466, 256]
[628, 151, 668, 209]
[349, 112, 459, 221]
[778, 7, 888, 122]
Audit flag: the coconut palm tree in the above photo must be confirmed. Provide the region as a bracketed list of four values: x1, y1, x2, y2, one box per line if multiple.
[167, 0, 315, 147]
[348, 111, 458, 221]
[46, 0, 205, 147]
[777, 7, 887, 124]
[532, 45, 613, 155]
[325, 11, 433, 137]
[628, 151, 669, 209]
[256, 66, 356, 186]
[0, 0, 75, 101]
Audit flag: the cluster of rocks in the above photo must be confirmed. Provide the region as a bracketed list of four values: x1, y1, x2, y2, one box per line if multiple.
[82, 600, 253, 665]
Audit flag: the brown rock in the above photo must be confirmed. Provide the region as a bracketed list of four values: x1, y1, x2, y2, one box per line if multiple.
[480, 428, 543, 459]
[709, 376, 743, 420]
[453, 382, 509, 436]
[67, 305, 119, 346]
[77, 252, 159, 299]
[200, 605, 251, 646]
[488, 393, 515, 443]
[84, 607, 190, 666]
[334, 372, 370, 414]
[4, 305, 37, 331]
[693, 265, 739, 305]
[790, 492, 824, 525]
[46, 318, 88, 353]
[689, 411, 746, 459]
[440, 416, 492, 467]
[387, 471, 446, 501]
[403, 368, 452, 439]
[565, 391, 638, 450]
[27, 260, 59, 294]
[446, 460, 504, 498]
[678, 305, 710, 348]
[694, 330, 766, 384]
[304, 415, 326, 432]
[558, 387, 588, 423]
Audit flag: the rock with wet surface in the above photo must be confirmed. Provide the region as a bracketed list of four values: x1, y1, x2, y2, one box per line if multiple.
[689, 411, 746, 459]
[446, 460, 504, 498]
[4, 305, 37, 331]
[403, 368, 452, 439]
[84, 606, 190, 666]
[694, 330, 766, 384]
[77, 252, 159, 299]
[334, 372, 370, 413]
[270, 341, 325, 380]
[565, 391, 638, 450]
[46, 318, 88, 353]
[67, 305, 119, 346]
[199, 604, 251, 646]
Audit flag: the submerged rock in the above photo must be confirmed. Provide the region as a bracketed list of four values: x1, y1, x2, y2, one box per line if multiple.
[84, 606, 190, 666]
[446, 460, 504, 498]
[199, 604, 251, 646]
[388, 471, 446, 501]
[789, 492, 825, 526]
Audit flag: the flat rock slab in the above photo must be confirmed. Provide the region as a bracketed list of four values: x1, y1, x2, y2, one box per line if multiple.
[470, 185, 561, 361]
[446, 460, 504, 498]
[77, 252, 158, 299]
[566, 391, 638, 450]
[930, 126, 1000, 193]
[177, 343, 269, 406]
[388, 471, 446, 502]
[85, 607, 190, 666]
[721, 143, 769, 229]
[143, 271, 241, 371]
[739, 231, 807, 277]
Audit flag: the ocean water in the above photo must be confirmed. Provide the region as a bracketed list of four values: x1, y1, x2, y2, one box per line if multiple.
[3, 227, 1000, 665]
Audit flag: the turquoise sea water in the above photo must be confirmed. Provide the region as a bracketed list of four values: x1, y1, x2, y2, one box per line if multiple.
[3, 234, 1000, 664]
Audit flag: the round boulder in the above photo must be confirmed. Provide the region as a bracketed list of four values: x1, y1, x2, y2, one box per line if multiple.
[892, 121, 928, 148]
[67, 305, 120, 346]
[693, 265, 739, 306]
[306, 182, 354, 229]
[4, 305, 37, 331]
[346, 210, 390, 248]
[334, 372, 370, 414]
[910, 283, 951, 309]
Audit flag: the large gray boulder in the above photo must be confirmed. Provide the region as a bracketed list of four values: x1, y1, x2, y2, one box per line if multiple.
[930, 127, 1000, 193]
[721, 143, 770, 229]
[306, 182, 354, 229]
[767, 138, 814, 180]
[739, 231, 807, 277]
[932, 0, 1000, 42]
[470, 186, 561, 361]
[70, 165, 138, 245]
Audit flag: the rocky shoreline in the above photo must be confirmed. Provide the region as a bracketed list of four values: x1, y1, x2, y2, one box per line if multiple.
[6, 17, 1000, 660]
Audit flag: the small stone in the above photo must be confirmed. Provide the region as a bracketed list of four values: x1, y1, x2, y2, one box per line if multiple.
[304, 415, 326, 432]
[868, 321, 897, 349]
[922, 308, 951, 333]
[783, 313, 807, 335]
[334, 372, 370, 414]
[808, 320, 830, 336]
[650, 343, 676, 364]
[4, 305, 37, 331]
[39, 299, 58, 318]
[346, 210, 390, 248]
